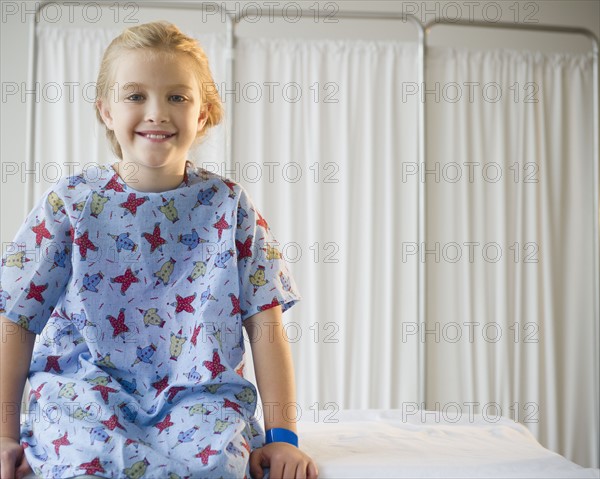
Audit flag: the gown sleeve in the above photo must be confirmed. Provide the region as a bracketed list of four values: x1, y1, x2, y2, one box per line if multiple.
[0, 185, 73, 334]
[234, 187, 301, 322]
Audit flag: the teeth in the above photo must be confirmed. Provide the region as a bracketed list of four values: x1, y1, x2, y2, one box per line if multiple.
[144, 133, 171, 139]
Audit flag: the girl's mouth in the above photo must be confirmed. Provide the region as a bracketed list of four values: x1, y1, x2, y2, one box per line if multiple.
[136, 132, 176, 141]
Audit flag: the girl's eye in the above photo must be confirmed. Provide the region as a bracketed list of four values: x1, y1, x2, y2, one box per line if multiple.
[170, 95, 186, 103]
[126, 94, 143, 102]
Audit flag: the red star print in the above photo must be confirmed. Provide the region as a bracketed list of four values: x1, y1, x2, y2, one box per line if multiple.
[44, 356, 62, 373]
[143, 223, 167, 253]
[152, 374, 170, 398]
[235, 235, 253, 260]
[213, 213, 232, 241]
[28, 383, 46, 401]
[154, 413, 174, 434]
[191, 323, 203, 346]
[31, 219, 54, 246]
[256, 211, 269, 230]
[223, 179, 237, 198]
[26, 281, 47, 303]
[91, 384, 118, 404]
[173, 292, 196, 314]
[228, 293, 243, 316]
[111, 267, 139, 295]
[78, 457, 105, 475]
[52, 431, 71, 457]
[101, 414, 126, 431]
[106, 308, 130, 338]
[74, 230, 97, 259]
[120, 193, 148, 216]
[224, 398, 242, 414]
[203, 349, 226, 380]
[104, 173, 126, 192]
[258, 297, 281, 312]
[195, 445, 219, 465]
[166, 386, 186, 403]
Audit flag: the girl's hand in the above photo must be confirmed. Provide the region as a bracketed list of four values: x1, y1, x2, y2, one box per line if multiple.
[0, 436, 33, 479]
[249, 442, 318, 479]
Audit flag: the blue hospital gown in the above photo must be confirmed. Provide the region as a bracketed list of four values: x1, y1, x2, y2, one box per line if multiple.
[0, 161, 300, 479]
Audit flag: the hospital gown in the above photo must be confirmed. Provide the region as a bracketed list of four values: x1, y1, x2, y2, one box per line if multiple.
[0, 161, 301, 479]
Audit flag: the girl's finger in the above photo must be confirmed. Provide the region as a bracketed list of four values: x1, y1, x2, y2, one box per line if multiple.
[16, 455, 33, 479]
[249, 450, 265, 479]
[295, 461, 307, 479]
[269, 459, 284, 479]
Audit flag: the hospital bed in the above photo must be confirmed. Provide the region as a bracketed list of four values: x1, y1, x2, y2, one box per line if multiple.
[20, 410, 600, 478]
[296, 409, 600, 478]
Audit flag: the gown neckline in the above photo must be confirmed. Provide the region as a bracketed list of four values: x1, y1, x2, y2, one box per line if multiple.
[106, 161, 194, 195]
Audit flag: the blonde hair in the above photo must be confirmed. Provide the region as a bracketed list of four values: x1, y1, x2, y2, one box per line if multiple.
[95, 21, 223, 159]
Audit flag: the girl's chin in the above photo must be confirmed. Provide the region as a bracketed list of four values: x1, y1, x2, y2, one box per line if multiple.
[121, 158, 182, 169]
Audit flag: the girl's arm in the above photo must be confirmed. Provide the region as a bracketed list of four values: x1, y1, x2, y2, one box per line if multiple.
[0, 315, 36, 441]
[244, 305, 297, 432]
[1, 315, 36, 479]
[244, 306, 318, 479]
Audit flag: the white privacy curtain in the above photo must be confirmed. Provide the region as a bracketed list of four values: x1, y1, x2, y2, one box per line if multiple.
[230, 38, 421, 413]
[424, 47, 598, 468]
[30, 25, 228, 208]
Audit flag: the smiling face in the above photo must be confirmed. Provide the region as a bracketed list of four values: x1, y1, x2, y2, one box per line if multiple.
[97, 48, 208, 174]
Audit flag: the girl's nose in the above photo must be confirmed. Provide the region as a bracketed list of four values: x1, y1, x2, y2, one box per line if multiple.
[145, 100, 170, 123]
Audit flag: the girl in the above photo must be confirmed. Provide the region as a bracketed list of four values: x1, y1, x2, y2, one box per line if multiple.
[0, 21, 318, 479]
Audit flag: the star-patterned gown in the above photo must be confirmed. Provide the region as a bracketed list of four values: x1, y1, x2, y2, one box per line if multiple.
[0, 161, 301, 479]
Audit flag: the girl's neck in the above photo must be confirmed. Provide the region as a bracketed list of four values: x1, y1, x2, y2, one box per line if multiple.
[112, 160, 190, 193]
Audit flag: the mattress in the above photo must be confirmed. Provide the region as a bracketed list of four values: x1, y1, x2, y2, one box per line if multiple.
[19, 410, 600, 478]
[296, 409, 600, 478]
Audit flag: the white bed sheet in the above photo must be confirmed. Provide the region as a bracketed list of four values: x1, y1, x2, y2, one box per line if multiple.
[297, 409, 600, 479]
[18, 410, 599, 478]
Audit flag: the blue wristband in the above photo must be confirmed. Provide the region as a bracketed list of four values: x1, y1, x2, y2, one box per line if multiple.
[265, 428, 299, 447]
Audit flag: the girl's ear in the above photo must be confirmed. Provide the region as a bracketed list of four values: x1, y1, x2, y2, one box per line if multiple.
[96, 99, 114, 130]
[197, 104, 210, 132]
